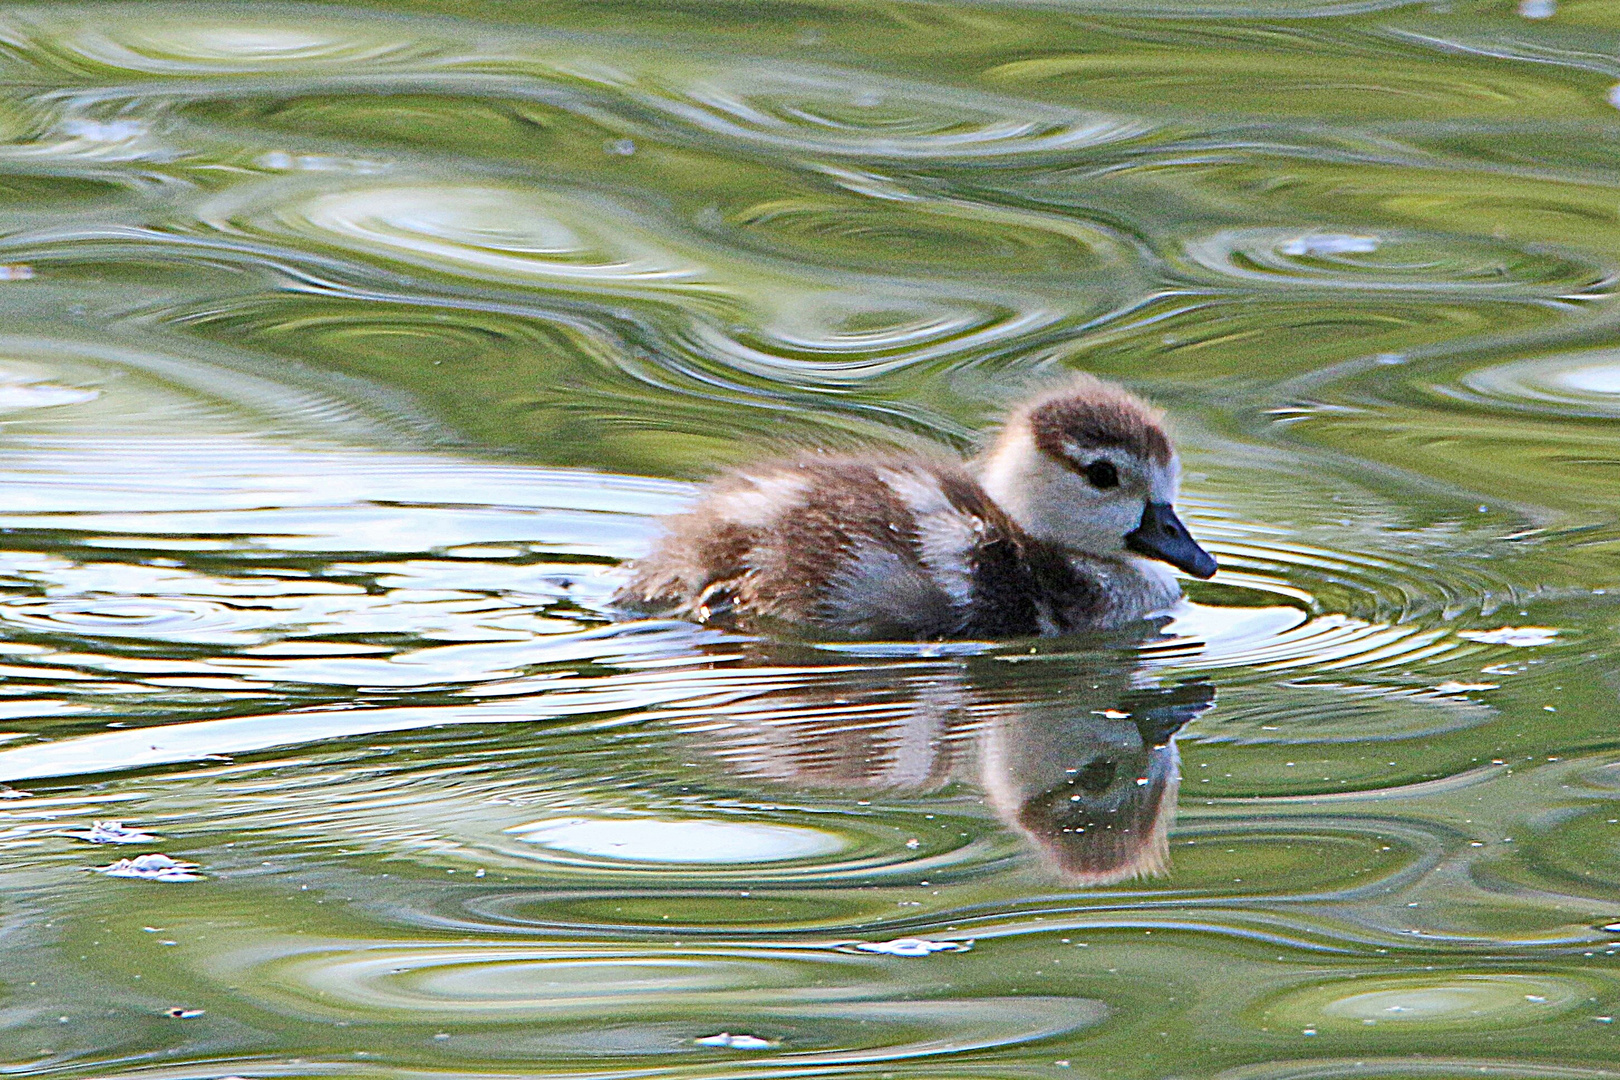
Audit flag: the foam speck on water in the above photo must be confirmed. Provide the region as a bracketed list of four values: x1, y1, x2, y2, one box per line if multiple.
[66, 820, 158, 844]
[93, 853, 202, 881]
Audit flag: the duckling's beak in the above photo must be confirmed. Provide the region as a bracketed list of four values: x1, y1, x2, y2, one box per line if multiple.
[1125, 502, 1217, 579]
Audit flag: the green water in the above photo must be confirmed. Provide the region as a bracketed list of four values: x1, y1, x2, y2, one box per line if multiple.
[0, 1, 1618, 1077]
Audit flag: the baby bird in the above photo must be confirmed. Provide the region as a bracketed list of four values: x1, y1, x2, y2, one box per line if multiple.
[616, 375, 1216, 639]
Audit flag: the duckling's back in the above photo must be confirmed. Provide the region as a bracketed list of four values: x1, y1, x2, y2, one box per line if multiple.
[616, 454, 1105, 640]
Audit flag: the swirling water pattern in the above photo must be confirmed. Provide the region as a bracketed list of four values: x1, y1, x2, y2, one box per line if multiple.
[0, 2, 1618, 1079]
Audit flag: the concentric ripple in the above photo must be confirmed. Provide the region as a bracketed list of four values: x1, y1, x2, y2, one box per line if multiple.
[251, 944, 828, 1020]
[200, 178, 1068, 393]
[250, 184, 712, 293]
[0, 5, 1617, 1080]
[1184, 680, 1495, 745]
[1177, 227, 1607, 299]
[217, 939, 1107, 1062]
[51, 16, 446, 75]
[1139, 562, 1498, 680]
[980, 41, 1594, 121]
[1164, 818, 1436, 900]
[1447, 347, 1620, 418]
[629, 65, 1148, 162]
[481, 798, 1009, 885]
[706, 291, 1061, 378]
[1255, 972, 1602, 1032]
[729, 195, 1131, 275]
[0, 595, 283, 645]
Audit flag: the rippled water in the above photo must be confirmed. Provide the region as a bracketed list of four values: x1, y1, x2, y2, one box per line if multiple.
[0, 1, 1619, 1077]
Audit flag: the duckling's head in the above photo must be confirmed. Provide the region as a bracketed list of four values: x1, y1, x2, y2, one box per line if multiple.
[978, 375, 1217, 579]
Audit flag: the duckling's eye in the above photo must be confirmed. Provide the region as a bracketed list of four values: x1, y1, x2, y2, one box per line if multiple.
[1082, 460, 1119, 489]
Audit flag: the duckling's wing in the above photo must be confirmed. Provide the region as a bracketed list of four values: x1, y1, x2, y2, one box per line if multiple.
[817, 541, 962, 639]
[618, 457, 985, 639]
[748, 458, 974, 637]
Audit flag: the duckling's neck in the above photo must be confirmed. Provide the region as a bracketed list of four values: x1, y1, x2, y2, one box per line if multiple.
[976, 426, 1055, 542]
[976, 433, 1181, 613]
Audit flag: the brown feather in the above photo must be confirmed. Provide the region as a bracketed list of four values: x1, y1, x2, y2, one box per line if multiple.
[1020, 374, 1173, 468]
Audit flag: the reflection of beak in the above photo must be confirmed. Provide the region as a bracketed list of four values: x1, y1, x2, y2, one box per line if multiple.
[1122, 679, 1218, 748]
[1125, 502, 1217, 579]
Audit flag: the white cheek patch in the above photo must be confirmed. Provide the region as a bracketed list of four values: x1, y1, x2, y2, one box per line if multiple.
[1038, 478, 1144, 554]
[1098, 495, 1146, 537]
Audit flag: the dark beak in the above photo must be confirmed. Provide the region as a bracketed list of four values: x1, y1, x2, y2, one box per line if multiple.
[1125, 502, 1217, 579]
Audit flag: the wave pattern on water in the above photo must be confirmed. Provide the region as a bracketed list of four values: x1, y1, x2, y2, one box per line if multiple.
[0, 2, 1619, 1080]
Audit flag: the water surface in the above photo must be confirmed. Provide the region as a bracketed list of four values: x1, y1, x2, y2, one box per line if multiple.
[0, 1, 1619, 1078]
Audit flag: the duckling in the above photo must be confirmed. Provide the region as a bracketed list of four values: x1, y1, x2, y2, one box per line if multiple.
[616, 374, 1216, 639]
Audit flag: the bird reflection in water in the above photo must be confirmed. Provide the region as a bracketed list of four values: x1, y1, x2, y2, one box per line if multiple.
[667, 647, 1215, 885]
[980, 681, 1211, 883]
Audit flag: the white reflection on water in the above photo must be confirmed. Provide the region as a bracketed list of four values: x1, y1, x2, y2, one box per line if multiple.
[507, 816, 845, 863]
[1280, 234, 1380, 257]
[0, 377, 98, 411]
[62, 17, 440, 73]
[1558, 366, 1620, 394]
[1458, 349, 1620, 417]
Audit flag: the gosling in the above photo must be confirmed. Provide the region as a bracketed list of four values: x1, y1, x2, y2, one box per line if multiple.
[615, 374, 1216, 640]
